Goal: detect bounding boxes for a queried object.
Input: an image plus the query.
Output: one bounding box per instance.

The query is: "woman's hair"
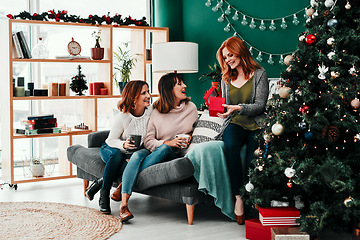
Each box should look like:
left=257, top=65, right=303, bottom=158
left=216, top=36, right=261, bottom=84
left=117, top=80, right=149, bottom=113
left=153, top=73, right=190, bottom=113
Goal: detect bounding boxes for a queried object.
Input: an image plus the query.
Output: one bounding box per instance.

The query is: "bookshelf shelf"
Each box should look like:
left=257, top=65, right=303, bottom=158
left=0, top=19, right=168, bottom=184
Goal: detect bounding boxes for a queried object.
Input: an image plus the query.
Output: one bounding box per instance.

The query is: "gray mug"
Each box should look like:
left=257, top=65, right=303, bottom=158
left=130, top=134, right=142, bottom=149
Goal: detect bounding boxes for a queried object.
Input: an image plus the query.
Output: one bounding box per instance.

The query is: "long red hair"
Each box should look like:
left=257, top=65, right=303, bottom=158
left=216, top=37, right=261, bottom=84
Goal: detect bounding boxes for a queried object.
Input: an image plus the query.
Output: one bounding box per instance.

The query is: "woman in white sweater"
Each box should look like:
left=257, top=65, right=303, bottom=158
left=118, top=73, right=198, bottom=222
left=85, top=80, right=152, bottom=215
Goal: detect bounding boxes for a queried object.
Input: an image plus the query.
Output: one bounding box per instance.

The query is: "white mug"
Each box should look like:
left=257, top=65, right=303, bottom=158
left=175, top=134, right=190, bottom=148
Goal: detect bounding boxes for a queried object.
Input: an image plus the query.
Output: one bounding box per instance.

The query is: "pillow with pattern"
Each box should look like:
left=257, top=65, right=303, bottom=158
left=190, top=110, right=225, bottom=145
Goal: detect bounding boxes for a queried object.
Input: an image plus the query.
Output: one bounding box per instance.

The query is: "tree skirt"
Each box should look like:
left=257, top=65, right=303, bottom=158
left=0, top=202, right=122, bottom=239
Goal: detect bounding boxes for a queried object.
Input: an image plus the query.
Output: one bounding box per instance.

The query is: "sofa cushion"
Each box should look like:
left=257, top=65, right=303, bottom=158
left=189, top=110, right=224, bottom=148
left=67, top=145, right=195, bottom=191
left=135, top=157, right=195, bottom=191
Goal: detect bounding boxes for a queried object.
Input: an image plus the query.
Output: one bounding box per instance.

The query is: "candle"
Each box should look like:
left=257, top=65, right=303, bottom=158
left=93, top=82, right=103, bottom=95
left=100, top=88, right=108, bottom=95
left=58, top=83, right=66, bottom=96
left=89, top=83, right=94, bottom=95
left=51, top=82, right=58, bottom=96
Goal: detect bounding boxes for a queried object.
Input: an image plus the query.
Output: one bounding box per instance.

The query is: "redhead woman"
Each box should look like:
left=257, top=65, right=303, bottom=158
left=118, top=73, right=199, bottom=222
left=216, top=37, right=269, bottom=224
left=85, top=80, right=152, bottom=215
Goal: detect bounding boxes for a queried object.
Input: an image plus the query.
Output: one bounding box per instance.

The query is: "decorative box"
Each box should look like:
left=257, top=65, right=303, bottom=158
left=271, top=227, right=310, bottom=240
left=209, top=97, right=225, bottom=117
left=203, top=86, right=219, bottom=106
left=245, top=218, right=271, bottom=240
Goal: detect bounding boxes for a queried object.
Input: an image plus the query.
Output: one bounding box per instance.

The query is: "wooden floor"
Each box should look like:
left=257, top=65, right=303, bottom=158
left=0, top=178, right=246, bottom=240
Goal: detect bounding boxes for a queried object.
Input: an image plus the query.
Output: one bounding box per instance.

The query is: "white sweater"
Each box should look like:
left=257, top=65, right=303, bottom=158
left=105, top=107, right=153, bottom=153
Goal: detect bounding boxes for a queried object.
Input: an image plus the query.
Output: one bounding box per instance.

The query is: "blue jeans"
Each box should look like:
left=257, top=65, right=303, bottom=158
left=121, top=144, right=177, bottom=194
left=99, top=143, right=129, bottom=191
left=223, top=123, right=261, bottom=195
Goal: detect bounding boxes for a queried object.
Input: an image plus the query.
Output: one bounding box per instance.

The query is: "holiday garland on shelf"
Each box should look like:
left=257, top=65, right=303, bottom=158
left=205, top=0, right=310, bottom=65
left=6, top=10, right=148, bottom=26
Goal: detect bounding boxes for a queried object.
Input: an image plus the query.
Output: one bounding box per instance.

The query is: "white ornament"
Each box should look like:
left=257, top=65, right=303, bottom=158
left=327, top=37, right=335, bottom=45
left=318, top=65, right=329, bottom=79
left=263, top=134, right=271, bottom=142
left=272, top=123, right=284, bottom=136
left=355, top=133, right=360, bottom=141
left=284, top=55, right=294, bottom=66
left=310, top=0, right=319, bottom=7
left=325, top=0, right=335, bottom=7
left=245, top=182, right=254, bottom=192
left=299, top=35, right=306, bottom=42
left=351, top=98, right=360, bottom=109
left=331, top=71, right=340, bottom=78
left=313, top=10, right=319, bottom=17
left=349, top=66, right=356, bottom=75
left=327, top=51, right=335, bottom=59
left=306, top=8, right=315, bottom=17
left=284, top=167, right=296, bottom=178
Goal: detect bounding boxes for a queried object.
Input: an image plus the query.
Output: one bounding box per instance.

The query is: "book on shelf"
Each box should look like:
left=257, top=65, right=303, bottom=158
left=25, top=122, right=57, bottom=130
left=15, top=31, right=32, bottom=59
left=27, top=114, right=55, bottom=120
left=15, top=127, right=61, bottom=136
left=12, top=33, right=24, bottom=59
left=22, top=117, right=57, bottom=125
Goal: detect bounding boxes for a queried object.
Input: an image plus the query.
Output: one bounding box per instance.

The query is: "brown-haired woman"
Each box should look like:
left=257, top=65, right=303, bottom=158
left=85, top=80, right=152, bottom=216
left=118, top=73, right=198, bottom=222
left=216, top=36, right=269, bottom=224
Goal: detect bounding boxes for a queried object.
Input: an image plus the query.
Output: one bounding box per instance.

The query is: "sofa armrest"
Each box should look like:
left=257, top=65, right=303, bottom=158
left=88, top=130, right=110, bottom=148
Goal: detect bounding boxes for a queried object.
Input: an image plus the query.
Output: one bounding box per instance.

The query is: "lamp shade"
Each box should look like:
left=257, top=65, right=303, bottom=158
left=152, top=42, right=198, bottom=73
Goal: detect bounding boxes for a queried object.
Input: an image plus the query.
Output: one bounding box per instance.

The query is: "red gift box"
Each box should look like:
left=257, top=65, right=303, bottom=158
left=245, top=218, right=271, bottom=240
left=209, top=97, right=225, bottom=117
left=203, top=86, right=219, bottom=106
left=259, top=207, right=300, bottom=226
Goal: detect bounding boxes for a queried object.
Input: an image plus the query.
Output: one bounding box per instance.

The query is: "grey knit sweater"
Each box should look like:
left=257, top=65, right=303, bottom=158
left=216, top=68, right=269, bottom=138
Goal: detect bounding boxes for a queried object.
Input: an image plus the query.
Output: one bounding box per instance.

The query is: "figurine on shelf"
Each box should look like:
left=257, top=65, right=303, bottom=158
left=74, top=123, right=89, bottom=130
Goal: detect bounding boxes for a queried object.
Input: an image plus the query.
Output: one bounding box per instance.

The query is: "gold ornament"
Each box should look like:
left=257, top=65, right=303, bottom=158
left=306, top=8, right=315, bottom=17
left=350, top=98, right=360, bottom=109
left=284, top=55, right=294, bottom=66
left=279, top=87, right=291, bottom=98
left=345, top=2, right=351, bottom=9
left=272, top=123, right=285, bottom=136
left=344, top=196, right=353, bottom=207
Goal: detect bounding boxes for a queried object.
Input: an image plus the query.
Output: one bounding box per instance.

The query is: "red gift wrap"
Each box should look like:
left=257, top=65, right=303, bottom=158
left=209, top=97, right=225, bottom=117
left=245, top=218, right=271, bottom=240
left=203, top=86, right=219, bottom=106
left=259, top=207, right=300, bottom=226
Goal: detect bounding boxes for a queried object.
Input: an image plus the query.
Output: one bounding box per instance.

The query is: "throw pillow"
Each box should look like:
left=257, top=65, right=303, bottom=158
left=190, top=110, right=225, bottom=145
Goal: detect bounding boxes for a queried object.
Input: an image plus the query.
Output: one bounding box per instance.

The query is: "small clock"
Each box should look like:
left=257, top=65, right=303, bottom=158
left=67, top=37, right=81, bottom=56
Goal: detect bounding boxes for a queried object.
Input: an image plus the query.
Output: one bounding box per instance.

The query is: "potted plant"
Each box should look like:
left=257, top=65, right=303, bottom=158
left=91, top=30, right=104, bottom=60
left=199, top=63, right=222, bottom=89
left=30, top=158, right=44, bottom=177
left=113, top=42, right=139, bottom=93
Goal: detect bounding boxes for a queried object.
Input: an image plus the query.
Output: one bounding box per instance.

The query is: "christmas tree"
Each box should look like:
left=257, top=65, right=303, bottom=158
left=70, top=65, right=88, bottom=95
left=244, top=0, right=360, bottom=238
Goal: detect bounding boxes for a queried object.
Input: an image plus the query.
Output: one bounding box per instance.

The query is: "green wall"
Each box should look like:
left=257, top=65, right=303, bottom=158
left=155, top=0, right=309, bottom=107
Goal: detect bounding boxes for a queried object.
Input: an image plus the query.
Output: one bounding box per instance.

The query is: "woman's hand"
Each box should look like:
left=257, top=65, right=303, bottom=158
left=123, top=138, right=135, bottom=150
left=217, top=104, right=241, bottom=118
left=164, top=135, right=190, bottom=149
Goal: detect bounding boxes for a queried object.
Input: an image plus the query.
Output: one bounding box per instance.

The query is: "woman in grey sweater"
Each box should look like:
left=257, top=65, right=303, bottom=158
left=216, top=36, right=269, bottom=225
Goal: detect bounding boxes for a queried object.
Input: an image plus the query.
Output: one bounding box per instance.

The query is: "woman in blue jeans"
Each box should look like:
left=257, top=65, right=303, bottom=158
left=216, top=37, right=269, bottom=225
left=118, top=73, right=198, bottom=222
left=85, top=80, right=152, bottom=215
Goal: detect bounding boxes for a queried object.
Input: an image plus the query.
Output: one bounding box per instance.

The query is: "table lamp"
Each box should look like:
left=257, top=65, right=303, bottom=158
left=152, top=42, right=198, bottom=73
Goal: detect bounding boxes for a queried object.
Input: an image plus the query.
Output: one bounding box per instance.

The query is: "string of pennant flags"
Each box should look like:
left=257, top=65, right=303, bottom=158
left=205, top=0, right=310, bottom=65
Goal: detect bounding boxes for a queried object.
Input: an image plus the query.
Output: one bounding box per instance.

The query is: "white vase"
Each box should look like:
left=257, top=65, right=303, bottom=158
left=30, top=163, right=44, bottom=177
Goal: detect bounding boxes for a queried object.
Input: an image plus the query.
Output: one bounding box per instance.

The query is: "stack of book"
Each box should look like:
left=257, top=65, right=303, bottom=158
left=259, top=207, right=300, bottom=226
left=12, top=31, right=32, bottom=59
left=16, top=114, right=61, bottom=135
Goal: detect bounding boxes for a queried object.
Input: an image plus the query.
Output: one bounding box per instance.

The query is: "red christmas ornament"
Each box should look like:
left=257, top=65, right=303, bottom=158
left=287, top=180, right=293, bottom=188
left=299, top=105, right=310, bottom=114
left=305, top=34, right=316, bottom=45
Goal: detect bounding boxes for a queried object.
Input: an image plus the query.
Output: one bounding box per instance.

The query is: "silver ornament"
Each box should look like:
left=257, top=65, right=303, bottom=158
left=245, top=182, right=254, bottom=192
left=327, top=37, right=335, bottom=45
left=284, top=167, right=296, bottom=178
left=325, top=0, right=335, bottom=7
left=327, top=18, right=338, bottom=27
left=327, top=51, right=335, bottom=60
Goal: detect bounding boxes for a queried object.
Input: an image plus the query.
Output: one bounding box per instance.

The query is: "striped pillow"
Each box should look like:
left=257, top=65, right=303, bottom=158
left=191, top=110, right=225, bottom=144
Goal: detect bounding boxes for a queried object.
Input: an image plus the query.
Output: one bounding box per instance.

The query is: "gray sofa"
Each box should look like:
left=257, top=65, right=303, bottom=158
left=67, top=130, right=211, bottom=224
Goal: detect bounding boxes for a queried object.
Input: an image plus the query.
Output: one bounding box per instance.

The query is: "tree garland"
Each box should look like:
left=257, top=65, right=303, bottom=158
left=6, top=10, right=149, bottom=26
